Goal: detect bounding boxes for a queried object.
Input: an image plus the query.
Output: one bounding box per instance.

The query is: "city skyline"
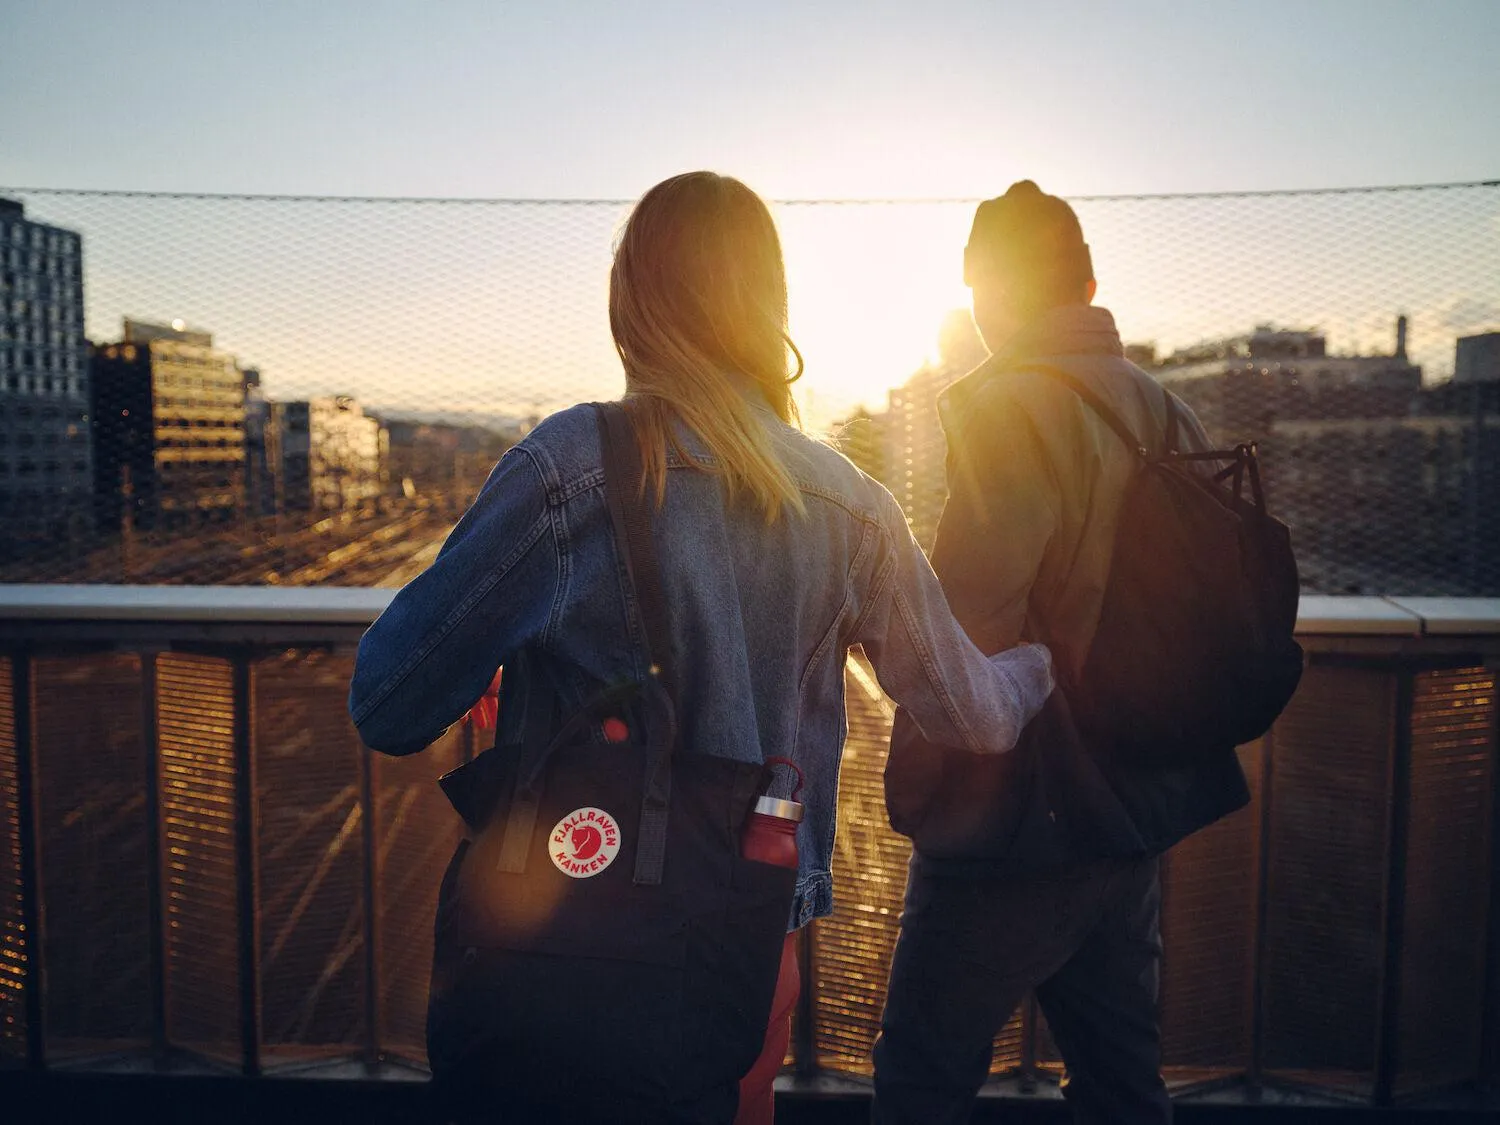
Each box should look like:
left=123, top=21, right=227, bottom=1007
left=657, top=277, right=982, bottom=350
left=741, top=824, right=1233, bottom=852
left=3, top=186, right=1497, bottom=596
left=5, top=183, right=1498, bottom=428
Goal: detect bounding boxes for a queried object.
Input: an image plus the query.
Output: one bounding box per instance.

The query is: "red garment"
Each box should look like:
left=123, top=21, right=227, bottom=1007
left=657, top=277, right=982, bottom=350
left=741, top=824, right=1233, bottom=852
left=735, top=932, right=801, bottom=1125
left=461, top=669, right=503, bottom=730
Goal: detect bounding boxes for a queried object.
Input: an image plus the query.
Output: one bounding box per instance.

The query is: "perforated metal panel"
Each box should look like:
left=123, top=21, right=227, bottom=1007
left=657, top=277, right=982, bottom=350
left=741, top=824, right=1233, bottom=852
left=157, top=652, right=241, bottom=1064
left=31, top=653, right=150, bottom=1059
left=991, top=1010, right=1025, bottom=1078
left=811, top=656, right=1025, bottom=1078
left=0, top=656, right=29, bottom=1065
left=1394, top=667, right=1495, bottom=1098
left=812, top=655, right=908, bottom=1076
left=372, top=722, right=464, bottom=1065
left=1261, top=664, right=1395, bottom=1096
left=253, top=649, right=366, bottom=1065
left=1035, top=1006, right=1064, bottom=1078
left=1159, top=740, right=1264, bottom=1085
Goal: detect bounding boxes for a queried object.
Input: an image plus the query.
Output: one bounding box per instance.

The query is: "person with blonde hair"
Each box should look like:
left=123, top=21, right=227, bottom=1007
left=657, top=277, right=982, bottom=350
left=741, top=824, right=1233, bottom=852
left=350, top=171, right=1053, bottom=1123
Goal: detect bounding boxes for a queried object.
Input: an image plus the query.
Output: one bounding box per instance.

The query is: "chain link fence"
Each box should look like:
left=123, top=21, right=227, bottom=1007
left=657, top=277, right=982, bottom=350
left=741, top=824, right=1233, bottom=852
left=0, top=182, right=1496, bottom=592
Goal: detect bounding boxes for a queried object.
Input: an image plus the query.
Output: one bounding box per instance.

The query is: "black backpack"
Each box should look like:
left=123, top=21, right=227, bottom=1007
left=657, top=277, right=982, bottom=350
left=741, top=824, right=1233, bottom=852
left=1030, top=364, right=1304, bottom=762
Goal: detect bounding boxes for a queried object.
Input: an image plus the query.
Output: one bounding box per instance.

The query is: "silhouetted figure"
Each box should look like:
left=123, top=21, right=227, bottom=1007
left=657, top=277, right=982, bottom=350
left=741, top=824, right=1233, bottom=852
left=873, top=182, right=1251, bottom=1125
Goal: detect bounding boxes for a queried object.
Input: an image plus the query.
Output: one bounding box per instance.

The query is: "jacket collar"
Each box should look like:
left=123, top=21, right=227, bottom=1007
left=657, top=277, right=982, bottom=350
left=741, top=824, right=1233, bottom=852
left=939, top=304, right=1125, bottom=424
left=993, top=304, right=1125, bottom=366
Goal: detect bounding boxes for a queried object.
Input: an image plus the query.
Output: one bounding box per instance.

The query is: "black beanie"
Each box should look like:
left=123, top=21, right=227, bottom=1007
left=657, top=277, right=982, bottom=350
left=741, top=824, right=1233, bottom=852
left=964, top=180, right=1093, bottom=296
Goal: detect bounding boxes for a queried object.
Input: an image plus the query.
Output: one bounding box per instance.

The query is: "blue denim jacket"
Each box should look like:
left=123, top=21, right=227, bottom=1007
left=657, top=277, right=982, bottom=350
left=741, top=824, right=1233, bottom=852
left=349, top=400, right=1054, bottom=927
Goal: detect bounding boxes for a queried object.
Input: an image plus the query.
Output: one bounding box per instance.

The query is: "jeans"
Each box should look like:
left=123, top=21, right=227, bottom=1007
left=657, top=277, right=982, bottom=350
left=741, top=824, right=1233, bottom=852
left=872, top=854, right=1171, bottom=1125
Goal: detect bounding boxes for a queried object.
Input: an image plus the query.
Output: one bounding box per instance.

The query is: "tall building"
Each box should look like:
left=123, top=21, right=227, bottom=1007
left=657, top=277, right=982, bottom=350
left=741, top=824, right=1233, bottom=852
left=885, top=361, right=954, bottom=551
left=242, top=367, right=276, bottom=517
left=270, top=395, right=383, bottom=512
left=842, top=309, right=987, bottom=551
left=91, top=319, right=247, bottom=530
left=1455, top=332, right=1500, bottom=384
left=0, top=198, right=92, bottom=550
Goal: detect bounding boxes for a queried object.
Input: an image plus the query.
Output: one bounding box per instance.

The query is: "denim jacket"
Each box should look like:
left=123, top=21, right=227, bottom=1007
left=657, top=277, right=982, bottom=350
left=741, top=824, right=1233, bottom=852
left=349, top=400, right=1054, bottom=927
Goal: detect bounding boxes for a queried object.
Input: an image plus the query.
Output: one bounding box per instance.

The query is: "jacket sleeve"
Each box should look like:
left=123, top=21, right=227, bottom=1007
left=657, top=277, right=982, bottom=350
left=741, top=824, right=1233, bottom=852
left=930, top=384, right=1062, bottom=655
left=851, top=491, right=1054, bottom=754
left=348, top=446, right=557, bottom=756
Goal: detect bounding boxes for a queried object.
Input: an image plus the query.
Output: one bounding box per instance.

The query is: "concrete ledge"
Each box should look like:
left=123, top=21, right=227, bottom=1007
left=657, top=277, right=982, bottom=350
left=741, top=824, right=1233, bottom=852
left=1384, top=597, right=1500, bottom=634
left=0, top=587, right=1496, bottom=641
left=1295, top=595, right=1423, bottom=636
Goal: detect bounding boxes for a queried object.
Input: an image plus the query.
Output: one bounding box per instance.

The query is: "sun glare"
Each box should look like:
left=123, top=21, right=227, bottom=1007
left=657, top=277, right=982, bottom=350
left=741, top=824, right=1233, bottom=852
left=777, top=203, right=976, bottom=426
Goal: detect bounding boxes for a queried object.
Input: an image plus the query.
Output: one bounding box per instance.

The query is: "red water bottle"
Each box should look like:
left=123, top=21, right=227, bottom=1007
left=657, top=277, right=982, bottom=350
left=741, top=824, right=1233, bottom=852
left=741, top=757, right=804, bottom=870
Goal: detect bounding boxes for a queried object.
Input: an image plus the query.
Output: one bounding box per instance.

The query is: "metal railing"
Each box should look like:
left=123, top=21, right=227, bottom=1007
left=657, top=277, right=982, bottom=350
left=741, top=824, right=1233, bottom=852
left=0, top=589, right=1497, bottom=1109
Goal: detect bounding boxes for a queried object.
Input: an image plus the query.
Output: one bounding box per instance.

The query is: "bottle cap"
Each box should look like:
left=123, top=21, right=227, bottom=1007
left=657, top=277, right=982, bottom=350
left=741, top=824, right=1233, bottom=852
left=753, top=795, right=804, bottom=823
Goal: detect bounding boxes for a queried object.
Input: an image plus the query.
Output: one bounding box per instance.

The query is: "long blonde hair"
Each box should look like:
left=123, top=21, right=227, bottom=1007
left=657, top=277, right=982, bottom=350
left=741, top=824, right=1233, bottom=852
left=610, top=172, right=806, bottom=521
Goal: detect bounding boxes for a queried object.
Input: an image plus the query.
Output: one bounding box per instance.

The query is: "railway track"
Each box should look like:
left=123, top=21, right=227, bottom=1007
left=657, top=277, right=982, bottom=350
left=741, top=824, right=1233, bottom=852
left=0, top=501, right=456, bottom=587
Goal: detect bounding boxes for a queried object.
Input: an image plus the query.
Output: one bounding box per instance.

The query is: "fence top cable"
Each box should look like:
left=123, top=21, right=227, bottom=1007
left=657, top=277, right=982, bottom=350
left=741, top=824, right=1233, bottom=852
left=1, top=179, right=1496, bottom=206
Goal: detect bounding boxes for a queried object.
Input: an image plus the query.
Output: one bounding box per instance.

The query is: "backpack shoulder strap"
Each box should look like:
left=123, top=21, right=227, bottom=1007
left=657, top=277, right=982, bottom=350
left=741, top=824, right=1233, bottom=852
left=499, top=403, right=680, bottom=885
left=596, top=402, right=677, bottom=886
left=596, top=402, right=678, bottom=709
left=1019, top=364, right=1150, bottom=461
left=1163, top=391, right=1182, bottom=455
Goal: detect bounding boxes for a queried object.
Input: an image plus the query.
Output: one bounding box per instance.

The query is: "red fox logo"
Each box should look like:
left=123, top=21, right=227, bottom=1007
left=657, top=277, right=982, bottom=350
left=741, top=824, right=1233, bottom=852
left=570, top=824, right=603, bottom=861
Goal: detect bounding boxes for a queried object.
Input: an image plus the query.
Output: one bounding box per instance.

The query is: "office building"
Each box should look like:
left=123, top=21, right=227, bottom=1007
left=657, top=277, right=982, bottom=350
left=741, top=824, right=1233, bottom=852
left=91, top=319, right=247, bottom=530
left=1152, top=318, right=1497, bottom=594
left=270, top=395, right=383, bottom=512
left=0, top=198, right=92, bottom=549
left=1455, top=332, right=1500, bottom=384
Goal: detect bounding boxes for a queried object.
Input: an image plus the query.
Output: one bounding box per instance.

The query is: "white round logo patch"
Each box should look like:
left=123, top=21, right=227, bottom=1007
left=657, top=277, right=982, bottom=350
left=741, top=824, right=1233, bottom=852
left=549, top=807, right=622, bottom=879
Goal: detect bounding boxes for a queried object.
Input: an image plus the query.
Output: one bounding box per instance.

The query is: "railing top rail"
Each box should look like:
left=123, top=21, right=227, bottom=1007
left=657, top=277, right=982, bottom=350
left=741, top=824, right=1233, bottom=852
left=0, top=584, right=394, bottom=623
left=0, top=587, right=1497, bottom=637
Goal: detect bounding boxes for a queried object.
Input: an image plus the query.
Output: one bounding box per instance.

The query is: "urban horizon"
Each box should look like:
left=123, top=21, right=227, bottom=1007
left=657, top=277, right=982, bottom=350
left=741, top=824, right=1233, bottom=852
left=1, top=183, right=1497, bottom=594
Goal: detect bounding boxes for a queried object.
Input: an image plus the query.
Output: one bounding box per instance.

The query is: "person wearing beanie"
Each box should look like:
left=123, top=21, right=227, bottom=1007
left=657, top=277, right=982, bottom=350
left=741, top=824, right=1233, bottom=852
left=872, top=182, right=1250, bottom=1124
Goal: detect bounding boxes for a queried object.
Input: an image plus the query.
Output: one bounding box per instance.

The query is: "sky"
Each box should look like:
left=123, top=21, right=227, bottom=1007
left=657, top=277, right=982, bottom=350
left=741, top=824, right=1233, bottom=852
left=2, top=1, right=1498, bottom=422
left=4, top=0, right=1497, bottom=199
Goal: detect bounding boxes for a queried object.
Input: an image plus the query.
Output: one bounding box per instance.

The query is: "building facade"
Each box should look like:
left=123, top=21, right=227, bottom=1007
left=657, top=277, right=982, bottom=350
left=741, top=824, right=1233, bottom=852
left=271, top=396, right=383, bottom=512
left=1455, top=332, right=1500, bottom=384
left=380, top=418, right=516, bottom=511
left=0, top=199, right=92, bottom=551
left=91, top=319, right=247, bottom=530
left=836, top=309, right=987, bottom=551
left=1153, top=321, right=1424, bottom=442
left=1153, top=320, right=1497, bottom=595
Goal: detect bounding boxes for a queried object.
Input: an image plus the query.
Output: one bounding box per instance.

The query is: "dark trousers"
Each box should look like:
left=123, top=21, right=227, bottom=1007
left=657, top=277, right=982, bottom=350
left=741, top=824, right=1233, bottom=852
left=871, top=854, right=1171, bottom=1125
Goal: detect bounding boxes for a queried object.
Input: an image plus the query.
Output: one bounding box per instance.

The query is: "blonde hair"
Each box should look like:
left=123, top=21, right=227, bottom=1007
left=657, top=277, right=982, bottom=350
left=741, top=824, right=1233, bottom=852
left=610, top=172, right=806, bottom=521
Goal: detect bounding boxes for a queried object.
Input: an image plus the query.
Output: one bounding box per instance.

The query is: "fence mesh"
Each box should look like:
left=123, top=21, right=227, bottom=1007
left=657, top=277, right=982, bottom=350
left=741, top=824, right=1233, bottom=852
left=0, top=182, right=1497, bottom=592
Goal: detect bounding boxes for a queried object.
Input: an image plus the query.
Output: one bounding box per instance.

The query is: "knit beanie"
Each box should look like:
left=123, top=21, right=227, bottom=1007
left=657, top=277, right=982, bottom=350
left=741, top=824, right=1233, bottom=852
left=964, top=180, right=1093, bottom=299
